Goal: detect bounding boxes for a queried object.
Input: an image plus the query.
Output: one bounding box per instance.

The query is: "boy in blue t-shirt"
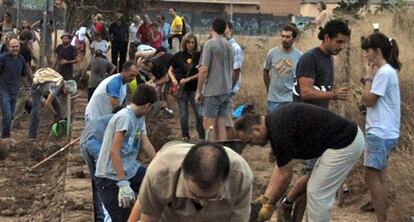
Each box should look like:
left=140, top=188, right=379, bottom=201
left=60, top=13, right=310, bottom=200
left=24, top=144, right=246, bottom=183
left=95, top=84, right=158, bottom=221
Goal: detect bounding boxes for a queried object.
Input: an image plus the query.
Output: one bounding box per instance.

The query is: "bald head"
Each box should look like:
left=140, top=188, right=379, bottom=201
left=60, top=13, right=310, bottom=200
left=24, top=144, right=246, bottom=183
left=8, top=39, right=20, bottom=57
left=182, top=141, right=230, bottom=190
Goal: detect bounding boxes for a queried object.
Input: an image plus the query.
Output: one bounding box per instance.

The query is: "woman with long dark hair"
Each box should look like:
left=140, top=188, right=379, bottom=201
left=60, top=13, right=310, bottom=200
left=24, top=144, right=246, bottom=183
left=361, top=32, right=401, bottom=222
left=168, top=33, right=205, bottom=141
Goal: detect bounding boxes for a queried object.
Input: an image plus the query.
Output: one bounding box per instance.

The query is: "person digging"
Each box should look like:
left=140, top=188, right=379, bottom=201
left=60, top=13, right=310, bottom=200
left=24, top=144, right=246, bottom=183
left=235, top=103, right=364, bottom=222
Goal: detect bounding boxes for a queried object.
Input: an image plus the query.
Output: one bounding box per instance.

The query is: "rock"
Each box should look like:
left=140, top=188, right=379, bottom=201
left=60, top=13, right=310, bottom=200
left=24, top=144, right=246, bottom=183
left=73, top=170, right=85, bottom=178
left=15, top=208, right=26, bottom=216
left=0, top=209, right=14, bottom=216
left=0, top=139, right=13, bottom=160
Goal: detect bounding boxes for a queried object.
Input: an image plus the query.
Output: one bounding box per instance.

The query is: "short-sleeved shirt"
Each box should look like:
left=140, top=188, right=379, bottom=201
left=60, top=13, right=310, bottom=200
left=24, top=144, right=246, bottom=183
left=90, top=40, right=110, bottom=56
left=170, top=51, right=200, bottom=91
left=137, top=23, right=152, bottom=45
left=109, top=22, right=129, bottom=45
left=229, top=38, right=244, bottom=94
left=150, top=31, right=163, bottom=49
left=293, top=47, right=334, bottom=108
left=151, top=52, right=173, bottom=79
left=266, top=103, right=358, bottom=167
left=88, top=57, right=115, bottom=88
left=85, top=74, right=127, bottom=123
left=37, top=82, right=62, bottom=98
left=366, top=64, right=400, bottom=139
left=95, top=106, right=147, bottom=180
left=55, top=44, right=77, bottom=80
left=129, top=23, right=140, bottom=44
left=0, top=53, right=27, bottom=96
left=139, top=142, right=253, bottom=222
left=264, top=47, right=302, bottom=102
left=171, top=16, right=183, bottom=35
left=161, top=22, right=171, bottom=48
left=199, top=36, right=234, bottom=97
left=80, top=114, right=113, bottom=147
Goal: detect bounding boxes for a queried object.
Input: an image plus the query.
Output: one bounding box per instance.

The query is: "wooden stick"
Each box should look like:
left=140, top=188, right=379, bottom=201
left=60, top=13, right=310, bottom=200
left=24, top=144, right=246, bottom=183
left=30, top=137, right=80, bottom=170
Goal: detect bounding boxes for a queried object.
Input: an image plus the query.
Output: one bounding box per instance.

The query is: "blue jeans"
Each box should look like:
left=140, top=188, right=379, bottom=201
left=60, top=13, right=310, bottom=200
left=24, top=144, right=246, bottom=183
left=178, top=90, right=205, bottom=139
left=364, top=133, right=398, bottom=170
left=96, top=166, right=146, bottom=222
left=267, top=101, right=289, bottom=113
left=81, top=138, right=105, bottom=222
left=0, top=90, right=17, bottom=138
left=28, top=86, right=62, bottom=139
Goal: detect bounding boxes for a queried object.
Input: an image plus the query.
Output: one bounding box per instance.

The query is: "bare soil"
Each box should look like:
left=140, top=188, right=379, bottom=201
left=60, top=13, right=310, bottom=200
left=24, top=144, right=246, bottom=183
left=0, top=93, right=377, bottom=222
left=0, top=105, right=69, bottom=221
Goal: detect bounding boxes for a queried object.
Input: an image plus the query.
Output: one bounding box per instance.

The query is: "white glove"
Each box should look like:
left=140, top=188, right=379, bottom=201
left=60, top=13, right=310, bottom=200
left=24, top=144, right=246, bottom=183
left=116, top=180, right=136, bottom=208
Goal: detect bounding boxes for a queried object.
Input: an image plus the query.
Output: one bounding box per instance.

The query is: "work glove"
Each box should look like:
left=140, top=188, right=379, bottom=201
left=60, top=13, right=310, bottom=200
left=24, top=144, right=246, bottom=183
left=257, top=203, right=276, bottom=222
left=254, top=194, right=269, bottom=206
left=116, top=180, right=136, bottom=208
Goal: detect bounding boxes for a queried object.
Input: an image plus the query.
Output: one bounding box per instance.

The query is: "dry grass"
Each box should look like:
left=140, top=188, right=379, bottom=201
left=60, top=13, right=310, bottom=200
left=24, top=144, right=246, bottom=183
left=235, top=9, right=414, bottom=221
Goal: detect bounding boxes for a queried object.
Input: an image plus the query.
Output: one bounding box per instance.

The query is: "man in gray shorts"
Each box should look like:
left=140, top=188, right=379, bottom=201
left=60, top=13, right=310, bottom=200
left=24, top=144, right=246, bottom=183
left=196, top=18, right=234, bottom=141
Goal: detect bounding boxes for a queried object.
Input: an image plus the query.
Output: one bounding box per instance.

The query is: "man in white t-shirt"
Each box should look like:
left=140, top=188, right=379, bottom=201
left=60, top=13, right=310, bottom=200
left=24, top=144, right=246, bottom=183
left=129, top=15, right=142, bottom=60
left=85, top=61, right=138, bottom=125
left=90, top=33, right=110, bottom=58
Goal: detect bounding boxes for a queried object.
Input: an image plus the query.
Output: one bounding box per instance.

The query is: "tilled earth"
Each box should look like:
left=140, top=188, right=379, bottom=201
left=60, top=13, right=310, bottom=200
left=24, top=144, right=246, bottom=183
left=0, top=109, right=69, bottom=222
left=0, top=91, right=377, bottom=222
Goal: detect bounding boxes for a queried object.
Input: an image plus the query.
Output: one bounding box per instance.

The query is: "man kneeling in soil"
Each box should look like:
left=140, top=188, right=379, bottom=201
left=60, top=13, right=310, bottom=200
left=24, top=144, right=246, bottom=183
left=129, top=141, right=253, bottom=222
left=95, top=84, right=157, bottom=222
left=235, top=103, right=364, bottom=222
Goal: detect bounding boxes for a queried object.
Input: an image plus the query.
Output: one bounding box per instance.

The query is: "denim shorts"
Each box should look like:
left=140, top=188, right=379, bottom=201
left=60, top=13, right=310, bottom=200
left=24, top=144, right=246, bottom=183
left=202, top=94, right=231, bottom=118
left=299, top=158, right=318, bottom=176
left=363, top=133, right=398, bottom=170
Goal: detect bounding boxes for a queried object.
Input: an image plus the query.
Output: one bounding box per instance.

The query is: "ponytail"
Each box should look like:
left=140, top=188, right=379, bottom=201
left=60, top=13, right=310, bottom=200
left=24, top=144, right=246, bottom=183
left=317, top=27, right=325, bottom=40
left=361, top=33, right=402, bottom=71
left=317, top=19, right=351, bottom=41
left=388, top=38, right=402, bottom=71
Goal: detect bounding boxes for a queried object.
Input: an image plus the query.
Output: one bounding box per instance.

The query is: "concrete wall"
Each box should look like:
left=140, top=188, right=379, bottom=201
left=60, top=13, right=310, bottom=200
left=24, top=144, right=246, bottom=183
left=144, top=9, right=292, bottom=35
left=260, top=0, right=301, bottom=15
left=145, top=0, right=301, bottom=16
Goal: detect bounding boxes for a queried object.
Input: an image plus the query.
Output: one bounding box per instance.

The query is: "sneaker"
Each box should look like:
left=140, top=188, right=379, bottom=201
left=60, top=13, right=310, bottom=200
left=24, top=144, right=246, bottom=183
left=163, top=108, right=174, bottom=119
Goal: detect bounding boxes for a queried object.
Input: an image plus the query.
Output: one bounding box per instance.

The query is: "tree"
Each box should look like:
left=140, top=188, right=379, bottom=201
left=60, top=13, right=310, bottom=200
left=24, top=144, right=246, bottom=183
left=58, top=0, right=160, bottom=32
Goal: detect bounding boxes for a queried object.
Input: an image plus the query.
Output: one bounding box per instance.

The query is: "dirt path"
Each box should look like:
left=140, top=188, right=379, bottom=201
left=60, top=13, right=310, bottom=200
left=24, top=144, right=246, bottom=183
left=0, top=92, right=377, bottom=221
left=0, top=98, right=71, bottom=221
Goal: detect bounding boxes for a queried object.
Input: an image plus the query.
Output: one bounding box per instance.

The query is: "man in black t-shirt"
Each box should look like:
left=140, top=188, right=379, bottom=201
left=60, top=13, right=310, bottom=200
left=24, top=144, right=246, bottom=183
left=109, top=13, right=129, bottom=72
left=235, top=103, right=364, bottom=221
left=54, top=33, right=78, bottom=80
left=278, top=19, right=352, bottom=221
left=293, top=19, right=351, bottom=108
